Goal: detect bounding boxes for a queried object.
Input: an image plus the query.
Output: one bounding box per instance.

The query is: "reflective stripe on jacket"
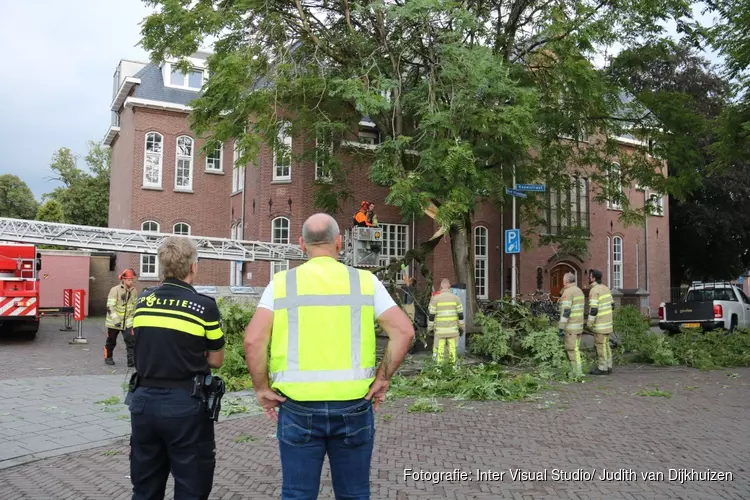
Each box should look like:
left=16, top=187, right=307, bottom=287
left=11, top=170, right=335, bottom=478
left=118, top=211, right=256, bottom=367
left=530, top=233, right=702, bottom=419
left=269, top=256, right=377, bottom=401
left=588, top=283, right=614, bottom=334
left=558, top=284, right=585, bottom=334
left=106, top=284, right=137, bottom=330
left=427, top=290, right=464, bottom=339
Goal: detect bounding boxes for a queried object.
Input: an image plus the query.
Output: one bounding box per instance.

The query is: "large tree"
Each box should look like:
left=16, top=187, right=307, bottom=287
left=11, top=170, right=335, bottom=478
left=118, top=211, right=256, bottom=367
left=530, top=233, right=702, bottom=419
left=140, top=0, right=695, bottom=320
left=0, top=174, right=38, bottom=220
left=43, top=141, right=110, bottom=227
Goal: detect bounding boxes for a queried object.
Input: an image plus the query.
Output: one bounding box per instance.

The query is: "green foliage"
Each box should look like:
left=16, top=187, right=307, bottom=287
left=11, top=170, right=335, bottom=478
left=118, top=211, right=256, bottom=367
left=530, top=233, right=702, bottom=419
left=43, top=142, right=110, bottom=227
left=614, top=305, right=750, bottom=369
left=390, top=361, right=542, bottom=402
left=470, top=301, right=568, bottom=373
left=407, top=398, right=443, bottom=413
left=214, top=299, right=255, bottom=391
left=139, top=0, right=696, bottom=324
left=635, top=387, right=672, bottom=398
left=0, top=174, right=38, bottom=219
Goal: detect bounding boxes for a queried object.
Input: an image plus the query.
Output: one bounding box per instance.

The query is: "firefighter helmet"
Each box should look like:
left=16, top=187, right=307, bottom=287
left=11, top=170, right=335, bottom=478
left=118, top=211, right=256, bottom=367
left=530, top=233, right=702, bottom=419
left=119, top=268, right=137, bottom=280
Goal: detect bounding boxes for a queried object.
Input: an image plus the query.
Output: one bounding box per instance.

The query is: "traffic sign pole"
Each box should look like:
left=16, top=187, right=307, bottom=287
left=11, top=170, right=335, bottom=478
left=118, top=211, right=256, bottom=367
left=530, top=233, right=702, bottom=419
left=512, top=165, right=517, bottom=305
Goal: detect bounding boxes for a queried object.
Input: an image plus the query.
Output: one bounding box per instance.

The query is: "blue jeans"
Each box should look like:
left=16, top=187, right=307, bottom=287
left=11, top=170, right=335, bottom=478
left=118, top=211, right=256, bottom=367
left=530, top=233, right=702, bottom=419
left=128, top=387, right=215, bottom=500
left=277, top=397, right=375, bottom=499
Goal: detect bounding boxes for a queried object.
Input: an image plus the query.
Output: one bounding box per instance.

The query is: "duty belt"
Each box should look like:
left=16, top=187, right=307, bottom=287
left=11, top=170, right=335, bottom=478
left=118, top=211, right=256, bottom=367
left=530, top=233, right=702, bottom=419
left=138, top=377, right=195, bottom=391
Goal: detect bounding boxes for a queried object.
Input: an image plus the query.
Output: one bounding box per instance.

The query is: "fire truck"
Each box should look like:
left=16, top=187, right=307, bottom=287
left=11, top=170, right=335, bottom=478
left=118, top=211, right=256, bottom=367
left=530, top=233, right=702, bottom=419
left=0, top=217, right=388, bottom=340
left=0, top=242, right=43, bottom=339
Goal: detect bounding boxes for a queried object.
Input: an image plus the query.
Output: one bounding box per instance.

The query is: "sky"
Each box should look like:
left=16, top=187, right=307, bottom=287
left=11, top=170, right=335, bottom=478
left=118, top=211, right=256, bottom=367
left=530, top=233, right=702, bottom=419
left=0, top=1, right=723, bottom=202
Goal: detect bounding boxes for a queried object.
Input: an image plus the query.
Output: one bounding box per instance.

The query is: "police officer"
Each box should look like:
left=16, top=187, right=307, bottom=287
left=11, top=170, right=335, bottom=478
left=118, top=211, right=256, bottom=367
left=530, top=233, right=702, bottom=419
left=558, top=272, right=585, bottom=377
left=586, top=269, right=614, bottom=375
left=244, top=213, right=414, bottom=499
left=128, top=236, right=225, bottom=500
left=105, top=268, right=138, bottom=366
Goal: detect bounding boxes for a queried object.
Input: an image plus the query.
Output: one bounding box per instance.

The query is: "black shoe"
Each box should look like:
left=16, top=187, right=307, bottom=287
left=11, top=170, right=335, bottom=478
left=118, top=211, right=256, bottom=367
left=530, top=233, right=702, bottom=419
left=589, top=367, right=609, bottom=375
left=105, top=358, right=115, bottom=366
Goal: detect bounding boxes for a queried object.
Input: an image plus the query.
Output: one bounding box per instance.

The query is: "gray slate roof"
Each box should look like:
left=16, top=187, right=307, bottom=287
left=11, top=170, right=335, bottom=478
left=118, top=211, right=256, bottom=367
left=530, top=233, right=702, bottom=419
left=133, top=64, right=201, bottom=107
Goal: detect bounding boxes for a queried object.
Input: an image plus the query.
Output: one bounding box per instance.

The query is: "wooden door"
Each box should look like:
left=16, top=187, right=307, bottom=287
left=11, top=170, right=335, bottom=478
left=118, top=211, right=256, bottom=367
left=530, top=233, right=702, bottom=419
left=550, top=266, right=568, bottom=301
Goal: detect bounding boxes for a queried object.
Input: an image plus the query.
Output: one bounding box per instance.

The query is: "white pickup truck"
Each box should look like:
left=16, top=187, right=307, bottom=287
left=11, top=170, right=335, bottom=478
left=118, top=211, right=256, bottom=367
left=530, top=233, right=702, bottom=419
left=658, top=282, right=750, bottom=333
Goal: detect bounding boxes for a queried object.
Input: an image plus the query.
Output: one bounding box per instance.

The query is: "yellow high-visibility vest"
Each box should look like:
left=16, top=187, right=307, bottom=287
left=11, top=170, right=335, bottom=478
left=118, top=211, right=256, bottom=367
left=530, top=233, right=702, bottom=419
left=106, top=284, right=137, bottom=330
left=270, top=256, right=377, bottom=401
left=588, top=283, right=614, bottom=334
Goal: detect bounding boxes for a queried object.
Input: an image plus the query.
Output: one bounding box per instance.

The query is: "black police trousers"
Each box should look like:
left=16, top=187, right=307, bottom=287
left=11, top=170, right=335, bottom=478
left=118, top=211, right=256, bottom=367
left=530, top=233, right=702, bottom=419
left=128, top=387, right=216, bottom=500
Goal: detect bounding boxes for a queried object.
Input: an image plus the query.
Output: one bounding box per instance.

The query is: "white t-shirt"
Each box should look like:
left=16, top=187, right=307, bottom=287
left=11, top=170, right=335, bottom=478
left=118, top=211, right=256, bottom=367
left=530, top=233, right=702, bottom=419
left=257, top=273, right=397, bottom=319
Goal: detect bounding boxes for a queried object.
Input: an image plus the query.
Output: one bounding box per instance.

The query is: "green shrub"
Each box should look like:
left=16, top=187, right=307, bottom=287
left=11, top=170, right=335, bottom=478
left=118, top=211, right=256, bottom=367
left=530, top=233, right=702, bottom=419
left=213, top=299, right=256, bottom=391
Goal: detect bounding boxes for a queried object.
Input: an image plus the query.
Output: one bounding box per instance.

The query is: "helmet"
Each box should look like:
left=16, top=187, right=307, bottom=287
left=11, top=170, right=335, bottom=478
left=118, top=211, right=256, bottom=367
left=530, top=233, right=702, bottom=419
left=360, top=200, right=369, bottom=210
left=119, top=268, right=137, bottom=280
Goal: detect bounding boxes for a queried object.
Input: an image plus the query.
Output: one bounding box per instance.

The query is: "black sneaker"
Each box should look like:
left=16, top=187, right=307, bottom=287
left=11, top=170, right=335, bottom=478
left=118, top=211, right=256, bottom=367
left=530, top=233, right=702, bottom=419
left=105, top=358, right=115, bottom=366
left=589, top=367, right=609, bottom=375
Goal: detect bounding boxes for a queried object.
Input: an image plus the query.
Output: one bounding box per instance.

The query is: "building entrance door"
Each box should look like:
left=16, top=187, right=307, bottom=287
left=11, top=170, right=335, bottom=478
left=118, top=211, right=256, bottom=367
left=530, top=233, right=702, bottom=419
left=550, top=264, right=576, bottom=301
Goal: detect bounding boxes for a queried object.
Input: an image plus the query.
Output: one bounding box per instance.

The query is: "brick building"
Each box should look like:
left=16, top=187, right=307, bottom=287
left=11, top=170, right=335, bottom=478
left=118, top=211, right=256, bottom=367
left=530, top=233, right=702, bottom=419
left=104, top=53, right=670, bottom=315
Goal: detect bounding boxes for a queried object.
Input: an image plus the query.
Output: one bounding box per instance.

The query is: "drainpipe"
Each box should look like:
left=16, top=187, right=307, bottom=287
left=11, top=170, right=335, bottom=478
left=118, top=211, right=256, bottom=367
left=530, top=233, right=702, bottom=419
left=644, top=188, right=650, bottom=315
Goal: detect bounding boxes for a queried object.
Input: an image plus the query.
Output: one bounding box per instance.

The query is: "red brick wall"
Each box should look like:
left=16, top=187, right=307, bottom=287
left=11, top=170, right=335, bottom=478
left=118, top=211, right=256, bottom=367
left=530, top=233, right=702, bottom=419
left=109, top=105, right=671, bottom=313
left=109, top=106, right=231, bottom=288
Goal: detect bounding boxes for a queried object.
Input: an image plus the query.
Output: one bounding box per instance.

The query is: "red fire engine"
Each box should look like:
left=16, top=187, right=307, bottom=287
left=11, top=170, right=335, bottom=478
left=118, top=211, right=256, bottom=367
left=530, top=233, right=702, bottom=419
left=0, top=242, right=42, bottom=339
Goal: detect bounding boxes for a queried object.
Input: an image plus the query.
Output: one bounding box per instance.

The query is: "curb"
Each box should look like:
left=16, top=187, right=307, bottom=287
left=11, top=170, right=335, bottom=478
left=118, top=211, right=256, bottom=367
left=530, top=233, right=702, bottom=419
left=0, top=436, right=131, bottom=471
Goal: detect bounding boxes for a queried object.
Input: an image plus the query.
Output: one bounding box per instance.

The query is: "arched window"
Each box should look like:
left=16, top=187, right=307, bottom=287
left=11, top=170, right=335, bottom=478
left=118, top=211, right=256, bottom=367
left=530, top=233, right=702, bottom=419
left=232, top=140, right=245, bottom=192
left=474, top=226, right=488, bottom=299
left=173, top=222, right=191, bottom=236
left=175, top=135, right=194, bottom=191
left=612, top=236, right=623, bottom=289
left=140, top=220, right=160, bottom=278
left=143, top=132, right=163, bottom=188
left=230, top=223, right=244, bottom=286
left=271, top=217, right=290, bottom=276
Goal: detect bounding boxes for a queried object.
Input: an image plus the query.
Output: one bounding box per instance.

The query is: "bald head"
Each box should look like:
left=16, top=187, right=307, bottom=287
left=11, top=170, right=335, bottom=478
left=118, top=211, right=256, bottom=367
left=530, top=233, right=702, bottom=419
left=440, top=278, right=451, bottom=289
left=302, top=213, right=339, bottom=245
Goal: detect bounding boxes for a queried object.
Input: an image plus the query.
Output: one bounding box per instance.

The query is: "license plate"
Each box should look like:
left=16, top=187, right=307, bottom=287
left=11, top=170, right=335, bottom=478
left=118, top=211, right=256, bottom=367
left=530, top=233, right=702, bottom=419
left=682, top=323, right=701, bottom=328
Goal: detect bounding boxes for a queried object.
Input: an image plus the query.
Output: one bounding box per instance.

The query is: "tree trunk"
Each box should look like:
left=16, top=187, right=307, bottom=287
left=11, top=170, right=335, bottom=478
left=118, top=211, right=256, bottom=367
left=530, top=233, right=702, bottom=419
left=449, top=215, right=480, bottom=333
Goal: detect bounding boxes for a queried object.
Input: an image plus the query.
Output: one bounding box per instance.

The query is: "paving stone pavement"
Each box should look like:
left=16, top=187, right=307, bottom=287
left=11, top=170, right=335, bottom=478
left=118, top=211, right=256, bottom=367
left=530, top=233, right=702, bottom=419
left=1, top=365, right=748, bottom=499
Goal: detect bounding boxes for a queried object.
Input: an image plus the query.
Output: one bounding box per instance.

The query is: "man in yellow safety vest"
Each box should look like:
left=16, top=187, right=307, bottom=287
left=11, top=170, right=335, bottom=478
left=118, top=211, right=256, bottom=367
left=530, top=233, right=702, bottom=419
left=558, top=272, right=585, bottom=377
left=105, top=268, right=138, bottom=367
left=586, top=269, right=614, bottom=375
left=427, top=278, right=464, bottom=364
left=243, top=213, right=415, bottom=499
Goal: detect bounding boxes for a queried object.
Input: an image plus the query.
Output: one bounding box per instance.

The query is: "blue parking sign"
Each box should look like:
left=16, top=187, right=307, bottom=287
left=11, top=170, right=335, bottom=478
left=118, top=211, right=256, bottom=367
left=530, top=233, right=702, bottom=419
left=505, top=229, right=520, bottom=254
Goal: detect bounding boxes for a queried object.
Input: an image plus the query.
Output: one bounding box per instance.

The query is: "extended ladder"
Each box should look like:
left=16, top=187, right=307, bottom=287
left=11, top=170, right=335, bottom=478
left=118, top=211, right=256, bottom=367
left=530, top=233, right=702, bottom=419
left=0, top=218, right=304, bottom=262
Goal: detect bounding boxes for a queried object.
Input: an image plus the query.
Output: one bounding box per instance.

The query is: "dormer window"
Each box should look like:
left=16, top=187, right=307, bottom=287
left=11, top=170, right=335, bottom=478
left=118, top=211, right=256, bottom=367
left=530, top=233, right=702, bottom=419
left=167, top=63, right=204, bottom=90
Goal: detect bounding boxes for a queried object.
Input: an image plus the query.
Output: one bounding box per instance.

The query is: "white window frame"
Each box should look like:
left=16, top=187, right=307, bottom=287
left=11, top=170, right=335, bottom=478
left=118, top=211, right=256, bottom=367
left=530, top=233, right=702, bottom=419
left=607, top=235, right=611, bottom=289
left=607, top=162, right=623, bottom=210
left=230, top=223, right=243, bottom=286
left=173, top=222, right=191, bottom=235
left=166, top=63, right=205, bottom=90
left=378, top=223, right=409, bottom=282
left=232, top=141, right=244, bottom=193
left=273, top=121, right=292, bottom=181
left=143, top=132, right=163, bottom=188
left=315, top=134, right=333, bottom=182
left=474, top=226, right=488, bottom=299
left=206, top=142, right=223, bottom=172
left=612, top=236, right=623, bottom=290
left=175, top=135, right=194, bottom=191
left=648, top=192, right=664, bottom=216
left=270, top=217, right=290, bottom=277
left=140, top=220, right=160, bottom=278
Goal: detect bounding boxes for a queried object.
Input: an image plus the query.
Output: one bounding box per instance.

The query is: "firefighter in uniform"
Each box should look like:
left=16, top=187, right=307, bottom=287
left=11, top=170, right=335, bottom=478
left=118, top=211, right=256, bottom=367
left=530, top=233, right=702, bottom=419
left=558, top=272, right=585, bottom=377
left=127, top=236, right=225, bottom=500
left=243, top=213, right=414, bottom=499
left=586, top=269, right=614, bottom=375
left=105, top=268, right=138, bottom=367
left=428, top=278, right=464, bottom=365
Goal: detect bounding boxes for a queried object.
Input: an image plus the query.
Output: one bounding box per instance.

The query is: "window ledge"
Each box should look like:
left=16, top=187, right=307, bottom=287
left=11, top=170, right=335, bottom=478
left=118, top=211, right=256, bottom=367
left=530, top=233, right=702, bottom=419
left=142, top=186, right=163, bottom=191
left=175, top=189, right=194, bottom=194
left=271, top=179, right=292, bottom=184
left=205, top=170, right=225, bottom=175
left=139, top=277, right=160, bottom=282
left=231, top=189, right=243, bottom=197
